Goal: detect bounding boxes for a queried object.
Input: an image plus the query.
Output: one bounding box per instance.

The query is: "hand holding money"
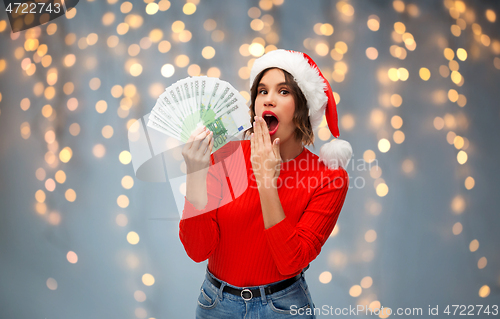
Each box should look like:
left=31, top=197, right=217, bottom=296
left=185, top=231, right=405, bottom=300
left=182, top=125, right=213, bottom=210
left=147, top=76, right=251, bottom=154
left=147, top=76, right=251, bottom=209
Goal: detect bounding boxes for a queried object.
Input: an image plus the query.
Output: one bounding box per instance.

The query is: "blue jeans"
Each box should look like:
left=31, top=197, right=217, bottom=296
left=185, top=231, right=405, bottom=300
left=196, top=268, right=316, bottom=318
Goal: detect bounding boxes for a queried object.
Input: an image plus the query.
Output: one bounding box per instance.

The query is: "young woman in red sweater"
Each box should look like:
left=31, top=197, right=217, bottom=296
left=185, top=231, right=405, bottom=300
left=180, top=50, right=352, bottom=318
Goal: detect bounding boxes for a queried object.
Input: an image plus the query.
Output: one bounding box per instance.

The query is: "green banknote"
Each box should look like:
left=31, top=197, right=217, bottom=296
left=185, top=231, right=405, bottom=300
left=147, top=76, right=251, bottom=153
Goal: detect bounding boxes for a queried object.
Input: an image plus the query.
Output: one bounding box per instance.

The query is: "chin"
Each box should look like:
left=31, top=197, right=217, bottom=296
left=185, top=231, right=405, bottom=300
left=270, top=130, right=292, bottom=144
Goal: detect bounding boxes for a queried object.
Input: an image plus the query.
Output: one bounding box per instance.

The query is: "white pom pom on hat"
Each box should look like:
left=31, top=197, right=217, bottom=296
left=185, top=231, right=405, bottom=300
left=249, top=49, right=352, bottom=170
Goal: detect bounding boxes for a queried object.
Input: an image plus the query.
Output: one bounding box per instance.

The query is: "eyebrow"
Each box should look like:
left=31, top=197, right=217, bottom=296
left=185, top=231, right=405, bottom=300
left=258, top=82, right=289, bottom=87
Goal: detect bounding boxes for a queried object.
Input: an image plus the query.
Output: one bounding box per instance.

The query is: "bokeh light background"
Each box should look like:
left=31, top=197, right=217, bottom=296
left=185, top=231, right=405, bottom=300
left=1, top=0, right=500, bottom=318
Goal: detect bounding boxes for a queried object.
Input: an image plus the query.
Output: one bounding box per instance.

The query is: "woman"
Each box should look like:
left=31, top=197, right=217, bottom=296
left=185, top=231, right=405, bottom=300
left=179, top=49, right=352, bottom=318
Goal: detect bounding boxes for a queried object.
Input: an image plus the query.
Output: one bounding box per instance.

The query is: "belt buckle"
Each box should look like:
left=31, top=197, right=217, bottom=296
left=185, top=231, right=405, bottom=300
left=241, top=288, right=253, bottom=301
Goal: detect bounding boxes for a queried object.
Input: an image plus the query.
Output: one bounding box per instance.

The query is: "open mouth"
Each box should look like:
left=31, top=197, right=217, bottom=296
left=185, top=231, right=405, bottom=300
left=262, top=111, right=280, bottom=135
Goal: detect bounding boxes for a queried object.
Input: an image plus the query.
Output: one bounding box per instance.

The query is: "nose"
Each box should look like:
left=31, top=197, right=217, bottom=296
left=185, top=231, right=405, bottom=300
left=263, top=93, right=276, bottom=107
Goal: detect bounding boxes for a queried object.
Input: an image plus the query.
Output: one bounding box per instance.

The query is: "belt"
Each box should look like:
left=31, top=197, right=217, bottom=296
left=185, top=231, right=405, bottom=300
left=206, top=271, right=302, bottom=301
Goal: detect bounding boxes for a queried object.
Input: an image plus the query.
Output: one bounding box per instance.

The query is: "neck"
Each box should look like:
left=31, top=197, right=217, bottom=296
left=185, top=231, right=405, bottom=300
left=277, top=137, right=304, bottom=162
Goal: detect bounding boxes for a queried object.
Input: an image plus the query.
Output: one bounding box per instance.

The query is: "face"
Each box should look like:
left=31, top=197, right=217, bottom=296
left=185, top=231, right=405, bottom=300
left=254, top=68, right=297, bottom=144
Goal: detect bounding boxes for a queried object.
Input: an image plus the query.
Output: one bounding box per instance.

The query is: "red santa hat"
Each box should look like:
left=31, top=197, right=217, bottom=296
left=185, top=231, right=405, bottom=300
left=249, top=49, right=352, bottom=170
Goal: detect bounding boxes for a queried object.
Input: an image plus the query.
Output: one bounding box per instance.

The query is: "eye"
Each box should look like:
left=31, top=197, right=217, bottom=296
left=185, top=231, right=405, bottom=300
left=279, top=89, right=289, bottom=95
left=259, top=89, right=267, bottom=95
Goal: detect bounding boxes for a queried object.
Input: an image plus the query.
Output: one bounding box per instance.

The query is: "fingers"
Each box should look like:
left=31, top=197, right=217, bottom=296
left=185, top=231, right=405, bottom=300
left=202, top=132, right=214, bottom=160
left=191, top=128, right=210, bottom=151
left=182, top=126, right=213, bottom=175
left=260, top=117, right=271, bottom=146
left=184, top=126, right=206, bottom=154
left=253, top=116, right=264, bottom=147
left=257, top=117, right=265, bottom=146
left=186, top=125, right=206, bottom=146
left=253, top=116, right=261, bottom=145
left=250, top=132, right=255, bottom=158
left=253, top=116, right=272, bottom=148
left=197, top=130, right=213, bottom=157
left=252, top=118, right=259, bottom=153
left=272, top=138, right=280, bottom=160
left=183, top=126, right=205, bottom=154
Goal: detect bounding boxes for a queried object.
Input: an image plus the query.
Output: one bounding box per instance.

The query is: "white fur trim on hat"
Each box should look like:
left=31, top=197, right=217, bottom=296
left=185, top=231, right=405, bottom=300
left=249, top=50, right=328, bottom=130
left=319, top=139, right=353, bottom=170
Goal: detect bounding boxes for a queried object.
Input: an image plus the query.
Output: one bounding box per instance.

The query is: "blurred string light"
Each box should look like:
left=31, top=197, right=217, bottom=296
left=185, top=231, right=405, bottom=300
left=313, top=0, right=499, bottom=307
left=2, top=1, right=150, bottom=308
left=441, top=0, right=497, bottom=299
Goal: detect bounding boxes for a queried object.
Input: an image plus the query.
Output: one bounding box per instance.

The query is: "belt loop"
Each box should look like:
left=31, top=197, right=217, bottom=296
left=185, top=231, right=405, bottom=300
left=218, top=281, right=226, bottom=301
left=259, top=286, right=267, bottom=305
left=299, top=277, right=314, bottom=309
left=302, top=264, right=309, bottom=277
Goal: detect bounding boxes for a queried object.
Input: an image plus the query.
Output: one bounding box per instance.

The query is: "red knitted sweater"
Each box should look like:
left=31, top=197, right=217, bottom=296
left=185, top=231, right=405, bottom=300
left=179, top=140, right=349, bottom=287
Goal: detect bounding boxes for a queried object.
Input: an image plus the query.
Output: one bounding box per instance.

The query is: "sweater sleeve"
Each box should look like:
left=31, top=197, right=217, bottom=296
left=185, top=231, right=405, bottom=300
left=263, top=168, right=349, bottom=276
left=178, top=160, right=224, bottom=263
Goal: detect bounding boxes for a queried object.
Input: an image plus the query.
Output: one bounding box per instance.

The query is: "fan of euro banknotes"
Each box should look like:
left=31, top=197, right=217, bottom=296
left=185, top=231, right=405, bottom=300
left=147, top=76, right=252, bottom=153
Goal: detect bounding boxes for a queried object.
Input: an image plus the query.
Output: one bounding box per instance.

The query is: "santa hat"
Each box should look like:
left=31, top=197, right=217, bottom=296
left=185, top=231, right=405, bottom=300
left=249, top=49, right=352, bottom=170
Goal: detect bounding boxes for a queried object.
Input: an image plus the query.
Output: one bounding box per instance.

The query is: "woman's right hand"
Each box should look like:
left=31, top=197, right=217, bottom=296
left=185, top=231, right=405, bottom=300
left=182, top=125, right=213, bottom=175
left=182, top=125, right=213, bottom=210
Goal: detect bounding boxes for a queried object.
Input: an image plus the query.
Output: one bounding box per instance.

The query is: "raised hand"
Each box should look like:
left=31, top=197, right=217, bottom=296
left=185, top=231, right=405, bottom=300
left=250, top=116, right=281, bottom=189
left=182, top=125, right=213, bottom=210
left=182, top=125, right=213, bottom=175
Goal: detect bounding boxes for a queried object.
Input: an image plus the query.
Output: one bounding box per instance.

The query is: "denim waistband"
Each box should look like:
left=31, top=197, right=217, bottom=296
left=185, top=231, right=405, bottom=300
left=206, top=267, right=304, bottom=289
left=205, top=267, right=308, bottom=304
